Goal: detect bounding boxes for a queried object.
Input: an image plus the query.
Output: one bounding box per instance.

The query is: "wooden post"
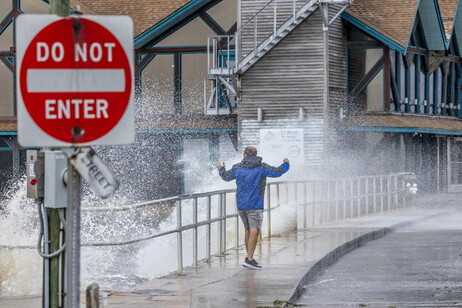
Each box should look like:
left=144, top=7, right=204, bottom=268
left=86, top=283, right=100, bottom=308
left=48, top=2, right=70, bottom=308
left=50, top=0, right=69, bottom=17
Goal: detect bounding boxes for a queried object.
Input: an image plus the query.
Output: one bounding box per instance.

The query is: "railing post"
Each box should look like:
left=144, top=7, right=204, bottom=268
left=303, top=183, right=307, bottom=228
left=176, top=200, right=183, bottom=274
left=365, top=177, right=369, bottom=216
left=277, top=183, right=280, bottom=208
left=373, top=176, right=377, bottom=213
left=342, top=179, right=346, bottom=219
left=207, top=37, right=210, bottom=72
left=335, top=181, right=339, bottom=221
left=350, top=178, right=354, bottom=218
left=387, top=176, right=391, bottom=211
left=394, top=175, right=399, bottom=207
left=212, top=38, right=217, bottom=69
left=402, top=176, right=407, bottom=207
left=357, top=178, right=361, bottom=216
left=327, top=181, right=331, bottom=222
left=294, top=183, right=298, bottom=225
left=312, top=182, right=316, bottom=226
left=254, top=17, right=258, bottom=56
left=193, top=198, right=198, bottom=268
left=293, top=0, right=296, bottom=22
left=267, top=184, right=272, bottom=238
left=320, top=182, right=324, bottom=224
left=220, top=193, right=226, bottom=254
left=273, top=0, right=277, bottom=36
left=227, top=36, right=231, bottom=70
left=380, top=176, right=384, bottom=213
left=206, top=196, right=211, bottom=261
left=235, top=206, right=240, bottom=249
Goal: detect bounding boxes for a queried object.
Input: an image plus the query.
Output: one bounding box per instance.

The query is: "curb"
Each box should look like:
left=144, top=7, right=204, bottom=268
left=284, top=218, right=421, bottom=306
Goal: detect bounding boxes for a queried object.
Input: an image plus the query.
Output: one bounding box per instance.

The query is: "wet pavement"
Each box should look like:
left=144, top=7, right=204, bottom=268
left=295, top=210, right=462, bottom=307
left=1, top=194, right=461, bottom=308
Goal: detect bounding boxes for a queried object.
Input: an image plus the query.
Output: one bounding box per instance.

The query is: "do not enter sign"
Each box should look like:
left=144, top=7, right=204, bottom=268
left=17, top=15, right=134, bottom=146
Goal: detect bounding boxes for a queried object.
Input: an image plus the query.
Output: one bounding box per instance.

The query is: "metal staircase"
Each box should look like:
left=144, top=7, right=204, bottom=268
left=205, top=0, right=352, bottom=115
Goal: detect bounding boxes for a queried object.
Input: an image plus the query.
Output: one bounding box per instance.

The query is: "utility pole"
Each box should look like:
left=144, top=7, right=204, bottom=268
left=50, top=0, right=69, bottom=17
left=48, top=3, right=70, bottom=308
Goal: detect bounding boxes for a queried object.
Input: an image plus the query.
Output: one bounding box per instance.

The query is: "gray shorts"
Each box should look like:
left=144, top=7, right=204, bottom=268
left=239, top=209, right=263, bottom=230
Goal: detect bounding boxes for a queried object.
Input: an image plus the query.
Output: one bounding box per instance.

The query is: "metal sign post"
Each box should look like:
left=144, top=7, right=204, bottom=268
left=17, top=9, right=134, bottom=308
left=65, top=161, right=81, bottom=308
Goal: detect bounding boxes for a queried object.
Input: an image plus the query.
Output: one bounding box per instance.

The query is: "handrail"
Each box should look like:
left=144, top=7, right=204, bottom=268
left=3, top=173, right=417, bottom=276
left=237, top=0, right=276, bottom=33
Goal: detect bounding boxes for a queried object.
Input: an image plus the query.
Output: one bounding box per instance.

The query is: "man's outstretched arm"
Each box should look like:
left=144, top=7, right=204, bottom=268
left=216, top=162, right=237, bottom=181
left=262, top=158, right=290, bottom=178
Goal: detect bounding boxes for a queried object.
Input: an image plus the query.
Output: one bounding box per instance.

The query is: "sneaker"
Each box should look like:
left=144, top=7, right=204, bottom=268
left=243, top=258, right=262, bottom=270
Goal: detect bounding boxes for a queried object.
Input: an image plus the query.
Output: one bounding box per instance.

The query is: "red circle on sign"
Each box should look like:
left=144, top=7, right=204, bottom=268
left=20, top=18, right=132, bottom=144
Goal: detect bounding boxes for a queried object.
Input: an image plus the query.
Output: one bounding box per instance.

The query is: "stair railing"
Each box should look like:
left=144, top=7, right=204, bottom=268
left=236, top=0, right=307, bottom=63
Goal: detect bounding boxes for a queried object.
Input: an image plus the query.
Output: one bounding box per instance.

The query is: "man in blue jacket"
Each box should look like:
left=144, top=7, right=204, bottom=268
left=216, top=146, right=290, bottom=269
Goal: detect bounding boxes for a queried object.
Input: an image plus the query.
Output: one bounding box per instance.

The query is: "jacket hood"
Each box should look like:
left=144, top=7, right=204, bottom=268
left=241, top=155, right=262, bottom=169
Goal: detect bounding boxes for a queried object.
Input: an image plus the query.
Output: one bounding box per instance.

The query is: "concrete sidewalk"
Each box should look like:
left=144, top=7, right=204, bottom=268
left=106, top=194, right=458, bottom=308
left=1, top=194, right=458, bottom=308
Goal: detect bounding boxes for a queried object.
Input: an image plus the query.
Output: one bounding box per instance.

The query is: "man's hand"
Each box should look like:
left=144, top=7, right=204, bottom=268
left=283, top=158, right=289, bottom=163
left=216, top=162, right=225, bottom=170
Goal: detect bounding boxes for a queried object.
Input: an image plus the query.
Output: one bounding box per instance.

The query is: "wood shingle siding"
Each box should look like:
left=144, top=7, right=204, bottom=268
left=240, top=7, right=325, bottom=120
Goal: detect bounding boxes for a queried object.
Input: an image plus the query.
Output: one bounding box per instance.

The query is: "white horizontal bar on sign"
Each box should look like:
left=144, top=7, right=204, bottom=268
left=27, top=69, right=126, bottom=93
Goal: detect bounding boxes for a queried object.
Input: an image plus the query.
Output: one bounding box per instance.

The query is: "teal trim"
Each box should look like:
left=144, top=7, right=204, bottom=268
left=347, top=46, right=383, bottom=50
left=432, top=0, right=450, bottom=49
left=0, top=147, right=12, bottom=150
left=342, top=13, right=406, bottom=54
left=0, top=132, right=17, bottom=136
left=338, top=125, right=462, bottom=136
left=137, top=128, right=237, bottom=134
left=416, top=0, right=447, bottom=51
left=134, top=0, right=214, bottom=49
left=145, top=45, right=209, bottom=50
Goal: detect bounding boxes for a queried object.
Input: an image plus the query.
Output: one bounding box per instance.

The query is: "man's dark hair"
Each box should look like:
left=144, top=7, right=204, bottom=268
left=244, top=146, right=257, bottom=157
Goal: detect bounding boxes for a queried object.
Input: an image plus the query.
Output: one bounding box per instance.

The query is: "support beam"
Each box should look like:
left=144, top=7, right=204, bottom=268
left=384, top=47, right=391, bottom=112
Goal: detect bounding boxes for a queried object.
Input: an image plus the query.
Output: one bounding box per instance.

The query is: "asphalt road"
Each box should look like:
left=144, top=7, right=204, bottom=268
left=295, top=210, right=462, bottom=308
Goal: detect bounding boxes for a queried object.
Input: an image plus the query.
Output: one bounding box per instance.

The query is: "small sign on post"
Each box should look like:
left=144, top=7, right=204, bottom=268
left=63, top=147, right=119, bottom=198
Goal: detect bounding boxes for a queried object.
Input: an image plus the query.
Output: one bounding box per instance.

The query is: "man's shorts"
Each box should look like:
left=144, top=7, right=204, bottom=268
left=239, top=209, right=263, bottom=230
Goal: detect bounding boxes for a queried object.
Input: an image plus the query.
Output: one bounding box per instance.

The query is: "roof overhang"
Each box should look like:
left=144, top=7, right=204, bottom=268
left=341, top=12, right=406, bottom=54
left=418, top=0, right=447, bottom=51
left=134, top=0, right=214, bottom=49
left=338, top=114, right=462, bottom=136
left=0, top=118, right=17, bottom=133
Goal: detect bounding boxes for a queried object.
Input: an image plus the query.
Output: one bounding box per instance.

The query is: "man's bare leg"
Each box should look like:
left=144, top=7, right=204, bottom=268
left=247, top=228, right=260, bottom=261
left=244, top=229, right=250, bottom=255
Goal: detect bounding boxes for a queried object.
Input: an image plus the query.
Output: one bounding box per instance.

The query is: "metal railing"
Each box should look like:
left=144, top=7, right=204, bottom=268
left=75, top=172, right=415, bottom=274
left=0, top=173, right=416, bottom=274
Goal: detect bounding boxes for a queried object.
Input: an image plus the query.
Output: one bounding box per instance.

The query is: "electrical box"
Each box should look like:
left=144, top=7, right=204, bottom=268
left=26, top=150, right=44, bottom=198
left=44, top=151, right=68, bottom=208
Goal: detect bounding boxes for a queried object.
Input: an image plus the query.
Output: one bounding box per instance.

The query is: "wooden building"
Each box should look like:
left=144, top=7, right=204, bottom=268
left=207, top=0, right=462, bottom=193
left=2, top=0, right=462, bottom=197
left=0, top=0, right=237, bottom=198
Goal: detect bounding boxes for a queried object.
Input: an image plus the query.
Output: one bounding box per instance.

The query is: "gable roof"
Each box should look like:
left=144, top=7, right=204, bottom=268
left=343, top=0, right=446, bottom=54
left=344, top=0, right=419, bottom=52
left=70, top=0, right=193, bottom=37
left=438, top=0, right=459, bottom=39
left=71, top=0, right=215, bottom=49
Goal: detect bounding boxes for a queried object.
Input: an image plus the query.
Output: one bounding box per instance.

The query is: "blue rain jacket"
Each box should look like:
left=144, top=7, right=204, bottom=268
left=218, top=155, right=290, bottom=210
